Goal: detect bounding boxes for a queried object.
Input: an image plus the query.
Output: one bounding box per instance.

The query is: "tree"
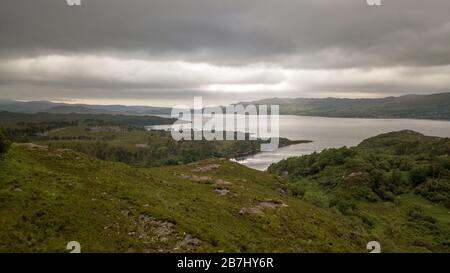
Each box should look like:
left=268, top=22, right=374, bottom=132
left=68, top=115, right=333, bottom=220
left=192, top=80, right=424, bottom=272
left=288, top=183, right=306, bottom=198
left=410, top=165, right=430, bottom=186
left=0, top=130, right=11, bottom=155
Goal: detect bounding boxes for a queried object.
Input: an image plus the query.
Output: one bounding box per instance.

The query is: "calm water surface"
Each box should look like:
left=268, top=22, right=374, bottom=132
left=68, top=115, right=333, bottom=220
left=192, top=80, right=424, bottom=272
left=148, top=115, right=450, bottom=171
left=235, top=116, right=450, bottom=170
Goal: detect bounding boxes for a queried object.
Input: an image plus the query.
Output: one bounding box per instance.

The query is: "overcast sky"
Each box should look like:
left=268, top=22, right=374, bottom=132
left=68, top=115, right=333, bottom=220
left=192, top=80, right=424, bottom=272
left=0, top=0, right=449, bottom=106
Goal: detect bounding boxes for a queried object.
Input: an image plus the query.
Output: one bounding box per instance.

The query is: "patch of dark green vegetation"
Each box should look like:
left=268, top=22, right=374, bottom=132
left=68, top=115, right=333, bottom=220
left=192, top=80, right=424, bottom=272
left=269, top=130, right=450, bottom=251
left=0, top=129, right=11, bottom=155
left=0, top=111, right=175, bottom=142
left=0, top=112, right=309, bottom=167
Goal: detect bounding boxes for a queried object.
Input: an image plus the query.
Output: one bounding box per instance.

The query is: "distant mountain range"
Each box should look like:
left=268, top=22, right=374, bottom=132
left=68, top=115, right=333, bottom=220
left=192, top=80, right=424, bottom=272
left=240, top=93, right=450, bottom=120
left=1, top=92, right=449, bottom=120
left=0, top=100, right=172, bottom=116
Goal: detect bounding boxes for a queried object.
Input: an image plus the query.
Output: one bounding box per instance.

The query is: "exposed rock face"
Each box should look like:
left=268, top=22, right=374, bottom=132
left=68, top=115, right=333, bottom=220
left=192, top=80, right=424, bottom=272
left=111, top=211, right=202, bottom=252
left=178, top=173, right=212, bottom=182
left=191, top=164, right=221, bottom=173
left=18, top=143, right=48, bottom=150
left=214, top=179, right=232, bottom=186
left=239, top=199, right=287, bottom=216
left=214, top=188, right=230, bottom=196
left=174, top=234, right=201, bottom=251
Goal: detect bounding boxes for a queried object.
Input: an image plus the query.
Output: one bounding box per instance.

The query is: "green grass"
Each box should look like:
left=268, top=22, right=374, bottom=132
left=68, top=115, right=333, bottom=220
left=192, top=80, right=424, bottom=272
left=1, top=128, right=448, bottom=253
left=0, top=145, right=369, bottom=252
left=269, top=131, right=450, bottom=252
left=357, top=194, right=449, bottom=252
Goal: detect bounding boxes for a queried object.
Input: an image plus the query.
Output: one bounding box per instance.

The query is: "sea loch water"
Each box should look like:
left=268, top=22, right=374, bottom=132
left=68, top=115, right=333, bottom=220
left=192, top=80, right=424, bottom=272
left=148, top=115, right=450, bottom=171
left=235, top=115, right=450, bottom=171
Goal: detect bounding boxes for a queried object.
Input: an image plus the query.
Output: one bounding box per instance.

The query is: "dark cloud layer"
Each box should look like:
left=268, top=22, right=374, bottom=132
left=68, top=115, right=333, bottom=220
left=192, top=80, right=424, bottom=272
left=2, top=0, right=450, bottom=68
left=0, top=0, right=449, bottom=105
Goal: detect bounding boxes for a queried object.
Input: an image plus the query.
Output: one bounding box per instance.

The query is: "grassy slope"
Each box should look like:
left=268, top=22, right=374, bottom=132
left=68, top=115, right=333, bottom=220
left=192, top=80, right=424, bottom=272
left=0, top=111, right=174, bottom=127
left=268, top=131, right=450, bottom=252
left=356, top=194, right=449, bottom=252
left=1, top=129, right=448, bottom=253
left=0, top=145, right=368, bottom=253
left=245, top=93, right=450, bottom=119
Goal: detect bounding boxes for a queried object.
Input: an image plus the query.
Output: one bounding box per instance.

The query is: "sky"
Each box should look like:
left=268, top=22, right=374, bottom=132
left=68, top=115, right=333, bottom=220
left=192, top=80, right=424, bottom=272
left=0, top=0, right=449, bottom=106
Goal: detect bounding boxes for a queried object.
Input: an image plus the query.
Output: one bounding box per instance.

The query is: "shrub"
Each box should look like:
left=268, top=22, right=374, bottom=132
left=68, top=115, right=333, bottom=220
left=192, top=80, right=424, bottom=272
left=380, top=190, right=395, bottom=201
left=410, top=165, right=430, bottom=186
left=408, top=206, right=436, bottom=224
left=0, top=130, right=11, bottom=155
left=415, top=179, right=450, bottom=207
left=288, top=184, right=306, bottom=198
left=329, top=198, right=356, bottom=215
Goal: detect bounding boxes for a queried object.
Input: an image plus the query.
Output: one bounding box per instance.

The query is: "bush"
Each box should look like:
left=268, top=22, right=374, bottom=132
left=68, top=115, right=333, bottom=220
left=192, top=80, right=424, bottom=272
left=329, top=198, right=356, bottom=215
left=408, top=206, right=436, bottom=224
left=0, top=130, right=11, bottom=155
left=379, top=190, right=395, bottom=201
left=410, top=165, right=430, bottom=186
left=415, top=179, right=450, bottom=208
left=288, top=183, right=305, bottom=198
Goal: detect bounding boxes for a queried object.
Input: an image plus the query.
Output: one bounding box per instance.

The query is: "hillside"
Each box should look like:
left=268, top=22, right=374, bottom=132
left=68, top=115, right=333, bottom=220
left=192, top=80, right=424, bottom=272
left=43, top=106, right=119, bottom=115
left=2, top=93, right=450, bottom=120
left=0, top=100, right=171, bottom=116
left=0, top=144, right=368, bottom=252
left=243, top=93, right=450, bottom=120
left=0, top=130, right=449, bottom=252
left=0, top=111, right=309, bottom=167
left=268, top=130, right=450, bottom=252
left=0, top=111, right=175, bottom=128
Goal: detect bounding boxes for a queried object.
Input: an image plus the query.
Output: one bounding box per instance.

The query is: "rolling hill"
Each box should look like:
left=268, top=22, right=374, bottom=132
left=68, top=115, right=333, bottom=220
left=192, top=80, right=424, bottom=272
left=2, top=92, right=450, bottom=120
left=0, top=100, right=172, bottom=116
left=268, top=130, right=450, bottom=252
left=0, top=144, right=368, bottom=252
left=0, top=129, right=449, bottom=252
left=243, top=93, right=450, bottom=120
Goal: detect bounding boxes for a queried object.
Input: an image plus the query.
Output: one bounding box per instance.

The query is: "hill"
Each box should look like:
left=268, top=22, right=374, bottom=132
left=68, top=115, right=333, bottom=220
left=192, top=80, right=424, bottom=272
left=0, top=111, right=174, bottom=127
left=0, top=111, right=308, bottom=167
left=0, top=130, right=449, bottom=252
left=44, top=106, right=120, bottom=115
left=2, top=92, right=450, bottom=120
left=0, top=100, right=171, bottom=116
left=0, top=144, right=368, bottom=252
left=268, top=130, right=450, bottom=252
left=243, top=93, right=450, bottom=120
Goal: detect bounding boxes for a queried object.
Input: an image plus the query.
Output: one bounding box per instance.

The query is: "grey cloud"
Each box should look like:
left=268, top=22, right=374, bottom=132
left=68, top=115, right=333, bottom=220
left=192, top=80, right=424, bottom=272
left=1, top=0, right=450, bottom=68
left=1, top=0, right=449, bottom=104
left=0, top=84, right=284, bottom=106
